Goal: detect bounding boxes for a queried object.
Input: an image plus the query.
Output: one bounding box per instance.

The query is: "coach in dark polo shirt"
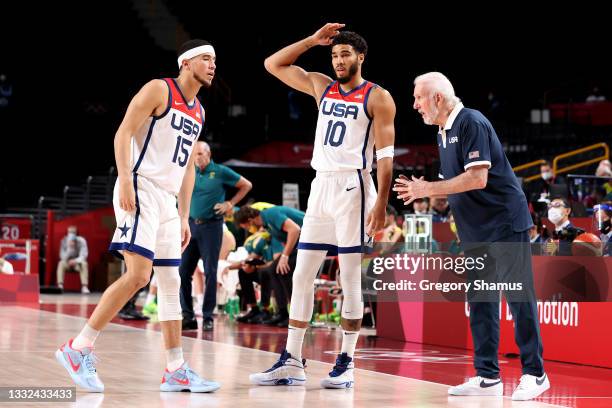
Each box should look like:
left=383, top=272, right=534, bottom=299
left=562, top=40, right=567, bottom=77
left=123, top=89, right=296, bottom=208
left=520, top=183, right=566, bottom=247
left=394, top=72, right=549, bottom=401
left=180, top=141, right=252, bottom=331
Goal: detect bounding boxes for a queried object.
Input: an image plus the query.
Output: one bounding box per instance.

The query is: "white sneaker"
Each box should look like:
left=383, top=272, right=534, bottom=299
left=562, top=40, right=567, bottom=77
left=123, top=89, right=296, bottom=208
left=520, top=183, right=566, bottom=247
left=249, top=350, right=306, bottom=386
left=512, top=373, right=550, bottom=401
left=448, top=376, right=503, bottom=396
left=320, top=353, right=354, bottom=389
left=81, top=286, right=90, bottom=294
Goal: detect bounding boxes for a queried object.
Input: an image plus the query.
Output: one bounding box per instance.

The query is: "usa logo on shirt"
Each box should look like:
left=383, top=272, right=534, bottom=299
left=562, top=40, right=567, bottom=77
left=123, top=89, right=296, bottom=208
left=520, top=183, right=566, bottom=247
left=469, top=151, right=480, bottom=159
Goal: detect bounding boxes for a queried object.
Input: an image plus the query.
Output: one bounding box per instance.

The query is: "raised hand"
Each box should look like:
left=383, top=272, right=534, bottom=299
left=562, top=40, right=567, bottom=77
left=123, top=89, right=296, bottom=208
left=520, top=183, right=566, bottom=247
left=393, top=175, right=429, bottom=205
left=310, top=23, right=345, bottom=46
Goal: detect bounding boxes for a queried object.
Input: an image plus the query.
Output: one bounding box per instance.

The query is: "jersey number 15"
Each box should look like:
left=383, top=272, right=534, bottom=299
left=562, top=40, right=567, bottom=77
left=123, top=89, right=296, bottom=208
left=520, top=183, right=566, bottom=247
left=172, top=136, right=192, bottom=167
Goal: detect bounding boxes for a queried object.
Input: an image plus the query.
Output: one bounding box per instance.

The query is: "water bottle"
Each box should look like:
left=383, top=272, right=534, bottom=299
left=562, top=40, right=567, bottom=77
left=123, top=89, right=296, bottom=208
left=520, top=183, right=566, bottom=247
left=332, top=298, right=342, bottom=313
left=232, top=297, right=240, bottom=318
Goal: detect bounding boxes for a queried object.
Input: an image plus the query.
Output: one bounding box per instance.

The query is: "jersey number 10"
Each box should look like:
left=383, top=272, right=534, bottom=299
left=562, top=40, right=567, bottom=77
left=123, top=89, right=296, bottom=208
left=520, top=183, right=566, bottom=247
left=172, top=136, right=193, bottom=167
left=323, top=120, right=346, bottom=147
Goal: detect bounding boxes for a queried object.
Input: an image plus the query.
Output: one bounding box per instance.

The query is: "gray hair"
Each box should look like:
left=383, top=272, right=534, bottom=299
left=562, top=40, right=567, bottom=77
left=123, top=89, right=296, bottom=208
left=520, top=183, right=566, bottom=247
left=414, top=72, right=461, bottom=107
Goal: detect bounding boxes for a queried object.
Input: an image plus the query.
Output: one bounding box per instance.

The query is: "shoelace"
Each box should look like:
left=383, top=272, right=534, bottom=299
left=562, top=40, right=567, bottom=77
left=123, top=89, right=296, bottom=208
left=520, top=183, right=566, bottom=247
left=83, top=352, right=100, bottom=375
left=271, top=353, right=290, bottom=370
left=330, top=356, right=350, bottom=376
left=184, top=366, right=201, bottom=383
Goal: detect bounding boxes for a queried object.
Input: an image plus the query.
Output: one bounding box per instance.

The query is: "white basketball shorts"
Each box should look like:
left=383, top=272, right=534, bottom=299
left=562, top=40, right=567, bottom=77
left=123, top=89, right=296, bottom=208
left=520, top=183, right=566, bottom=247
left=109, top=174, right=181, bottom=266
left=297, top=170, right=377, bottom=254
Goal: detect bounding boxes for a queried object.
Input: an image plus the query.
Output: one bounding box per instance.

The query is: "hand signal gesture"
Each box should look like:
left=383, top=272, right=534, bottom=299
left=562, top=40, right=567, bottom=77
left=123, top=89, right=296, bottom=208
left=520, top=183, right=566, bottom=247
left=311, top=23, right=345, bottom=46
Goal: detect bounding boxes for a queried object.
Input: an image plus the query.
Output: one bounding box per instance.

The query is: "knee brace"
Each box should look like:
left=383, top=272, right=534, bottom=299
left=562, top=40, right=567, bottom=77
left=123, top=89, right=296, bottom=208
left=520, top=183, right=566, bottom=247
left=338, top=253, right=364, bottom=320
left=155, top=266, right=182, bottom=321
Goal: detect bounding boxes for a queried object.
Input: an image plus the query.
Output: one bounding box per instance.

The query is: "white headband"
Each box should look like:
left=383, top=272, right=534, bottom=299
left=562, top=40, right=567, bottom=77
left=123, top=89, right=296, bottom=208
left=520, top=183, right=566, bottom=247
left=177, top=45, right=216, bottom=68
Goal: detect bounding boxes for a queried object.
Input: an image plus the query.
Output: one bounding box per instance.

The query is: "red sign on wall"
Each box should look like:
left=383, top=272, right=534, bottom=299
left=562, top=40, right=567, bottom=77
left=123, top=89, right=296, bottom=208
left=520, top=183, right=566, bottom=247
left=0, top=217, right=32, bottom=240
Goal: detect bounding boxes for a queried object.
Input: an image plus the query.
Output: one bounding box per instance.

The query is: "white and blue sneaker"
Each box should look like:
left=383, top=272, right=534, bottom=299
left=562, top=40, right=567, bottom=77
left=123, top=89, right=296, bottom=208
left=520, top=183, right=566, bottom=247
left=512, top=373, right=550, bottom=401
left=320, top=353, right=355, bottom=389
left=55, top=339, right=104, bottom=393
left=249, top=350, right=306, bottom=386
left=448, top=376, right=503, bottom=396
left=160, top=362, right=220, bottom=393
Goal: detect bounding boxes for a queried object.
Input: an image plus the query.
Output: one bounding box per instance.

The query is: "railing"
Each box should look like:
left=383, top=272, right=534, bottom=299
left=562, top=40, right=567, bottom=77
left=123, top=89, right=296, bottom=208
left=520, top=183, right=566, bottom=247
left=514, top=143, right=609, bottom=184
left=553, top=142, right=609, bottom=176
left=512, top=159, right=547, bottom=183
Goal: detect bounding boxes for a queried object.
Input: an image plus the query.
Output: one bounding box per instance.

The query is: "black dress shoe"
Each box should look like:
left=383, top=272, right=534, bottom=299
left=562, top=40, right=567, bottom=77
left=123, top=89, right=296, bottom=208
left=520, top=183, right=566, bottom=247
left=248, top=310, right=272, bottom=324
left=182, top=318, right=198, bottom=330
left=119, top=307, right=149, bottom=321
left=236, top=307, right=260, bottom=323
left=276, top=317, right=289, bottom=328
left=262, top=313, right=282, bottom=325
left=202, top=318, right=214, bottom=331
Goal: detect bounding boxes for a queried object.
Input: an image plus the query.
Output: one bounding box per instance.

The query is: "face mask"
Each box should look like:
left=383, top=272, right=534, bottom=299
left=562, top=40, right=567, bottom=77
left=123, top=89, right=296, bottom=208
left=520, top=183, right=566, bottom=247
left=600, top=219, right=611, bottom=235
left=541, top=171, right=553, bottom=181
left=548, top=208, right=565, bottom=225
left=68, top=232, right=76, bottom=239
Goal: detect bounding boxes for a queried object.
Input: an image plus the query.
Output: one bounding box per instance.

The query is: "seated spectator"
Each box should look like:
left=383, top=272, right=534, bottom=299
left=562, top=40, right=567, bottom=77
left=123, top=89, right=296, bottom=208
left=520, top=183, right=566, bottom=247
left=593, top=202, right=612, bottom=256
left=56, top=225, right=90, bottom=293
left=0, top=257, right=14, bottom=274
left=595, top=159, right=612, bottom=178
left=411, top=197, right=429, bottom=215
left=595, top=159, right=612, bottom=197
left=429, top=196, right=450, bottom=222
left=528, top=212, right=546, bottom=255
left=545, top=197, right=584, bottom=256
left=526, top=161, right=565, bottom=204
left=583, top=186, right=607, bottom=209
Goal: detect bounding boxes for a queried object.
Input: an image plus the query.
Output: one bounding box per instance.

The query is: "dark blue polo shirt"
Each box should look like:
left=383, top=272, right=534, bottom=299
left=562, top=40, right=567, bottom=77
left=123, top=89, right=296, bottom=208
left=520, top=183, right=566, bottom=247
left=437, top=105, right=532, bottom=243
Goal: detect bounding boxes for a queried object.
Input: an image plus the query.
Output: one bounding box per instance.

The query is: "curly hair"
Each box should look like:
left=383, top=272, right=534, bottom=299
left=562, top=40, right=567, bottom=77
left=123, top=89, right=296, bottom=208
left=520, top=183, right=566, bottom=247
left=331, top=31, right=368, bottom=56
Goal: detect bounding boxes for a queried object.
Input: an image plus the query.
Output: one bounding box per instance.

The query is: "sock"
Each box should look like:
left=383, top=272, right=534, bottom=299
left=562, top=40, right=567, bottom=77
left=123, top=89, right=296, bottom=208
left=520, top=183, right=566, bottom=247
left=341, top=330, right=359, bottom=358
left=166, top=347, right=184, bottom=372
left=145, top=293, right=156, bottom=305
left=286, top=325, right=306, bottom=361
left=72, top=324, right=100, bottom=350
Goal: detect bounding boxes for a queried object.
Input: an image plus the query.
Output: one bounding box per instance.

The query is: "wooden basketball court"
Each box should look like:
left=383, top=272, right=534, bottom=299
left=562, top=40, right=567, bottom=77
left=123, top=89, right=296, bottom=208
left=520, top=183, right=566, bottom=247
left=0, top=296, right=586, bottom=407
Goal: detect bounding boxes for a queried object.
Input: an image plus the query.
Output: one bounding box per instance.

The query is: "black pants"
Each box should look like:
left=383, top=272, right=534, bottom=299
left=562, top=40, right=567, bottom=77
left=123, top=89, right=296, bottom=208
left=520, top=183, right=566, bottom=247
left=465, top=230, right=544, bottom=378
left=179, top=218, right=223, bottom=320
left=238, top=267, right=272, bottom=307
left=238, top=252, right=296, bottom=311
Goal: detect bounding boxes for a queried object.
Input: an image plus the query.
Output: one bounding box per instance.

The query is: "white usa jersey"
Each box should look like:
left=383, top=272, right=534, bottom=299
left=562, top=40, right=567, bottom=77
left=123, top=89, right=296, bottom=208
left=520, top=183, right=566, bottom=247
left=311, top=81, right=378, bottom=171
left=131, top=78, right=204, bottom=195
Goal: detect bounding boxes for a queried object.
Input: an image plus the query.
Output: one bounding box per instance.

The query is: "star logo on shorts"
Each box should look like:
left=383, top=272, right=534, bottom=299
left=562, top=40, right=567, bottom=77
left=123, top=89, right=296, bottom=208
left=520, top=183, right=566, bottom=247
left=118, top=222, right=131, bottom=238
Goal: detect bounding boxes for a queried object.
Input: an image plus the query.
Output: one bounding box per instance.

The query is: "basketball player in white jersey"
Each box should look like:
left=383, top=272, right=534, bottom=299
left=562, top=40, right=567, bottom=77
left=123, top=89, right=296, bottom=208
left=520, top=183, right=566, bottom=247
left=250, top=23, right=396, bottom=389
left=55, top=40, right=220, bottom=393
